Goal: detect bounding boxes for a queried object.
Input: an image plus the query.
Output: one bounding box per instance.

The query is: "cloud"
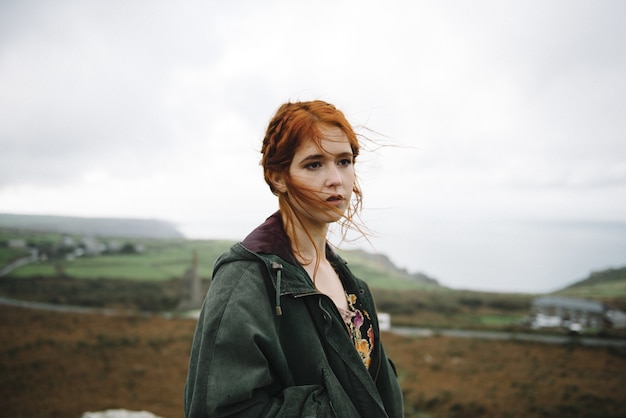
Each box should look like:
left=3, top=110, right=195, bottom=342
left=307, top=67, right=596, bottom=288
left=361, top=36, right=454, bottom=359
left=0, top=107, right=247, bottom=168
left=1, top=0, right=625, bottom=291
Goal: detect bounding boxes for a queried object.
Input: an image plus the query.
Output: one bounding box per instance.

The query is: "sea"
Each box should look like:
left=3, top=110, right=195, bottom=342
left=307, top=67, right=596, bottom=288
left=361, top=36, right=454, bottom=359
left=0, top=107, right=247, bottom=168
left=178, top=217, right=626, bottom=294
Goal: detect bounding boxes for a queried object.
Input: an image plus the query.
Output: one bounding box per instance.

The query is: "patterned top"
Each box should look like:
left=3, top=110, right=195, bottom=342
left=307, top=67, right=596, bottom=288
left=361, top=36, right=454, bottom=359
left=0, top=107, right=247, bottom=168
left=338, top=292, right=375, bottom=369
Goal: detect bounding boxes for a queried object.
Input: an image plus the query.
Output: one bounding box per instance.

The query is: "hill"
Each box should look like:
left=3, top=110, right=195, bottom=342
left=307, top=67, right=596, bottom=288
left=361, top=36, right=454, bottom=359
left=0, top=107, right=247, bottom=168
left=556, top=265, right=626, bottom=299
left=0, top=213, right=184, bottom=239
left=337, top=248, right=440, bottom=289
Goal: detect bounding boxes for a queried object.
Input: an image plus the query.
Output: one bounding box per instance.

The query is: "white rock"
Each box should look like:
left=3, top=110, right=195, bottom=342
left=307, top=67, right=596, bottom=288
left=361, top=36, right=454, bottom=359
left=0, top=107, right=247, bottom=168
left=81, top=409, right=164, bottom=418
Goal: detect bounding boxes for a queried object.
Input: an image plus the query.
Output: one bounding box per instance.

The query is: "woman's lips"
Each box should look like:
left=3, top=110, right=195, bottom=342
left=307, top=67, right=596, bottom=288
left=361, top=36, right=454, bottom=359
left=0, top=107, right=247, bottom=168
left=326, top=195, right=344, bottom=206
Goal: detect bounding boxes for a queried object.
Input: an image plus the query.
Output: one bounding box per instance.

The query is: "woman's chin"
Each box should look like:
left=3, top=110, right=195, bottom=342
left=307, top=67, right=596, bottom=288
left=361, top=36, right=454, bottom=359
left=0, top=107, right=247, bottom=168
left=322, top=207, right=347, bottom=223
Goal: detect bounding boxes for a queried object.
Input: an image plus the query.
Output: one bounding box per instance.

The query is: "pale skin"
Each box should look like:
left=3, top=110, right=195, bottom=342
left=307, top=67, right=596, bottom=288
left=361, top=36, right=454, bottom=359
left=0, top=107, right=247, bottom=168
left=270, top=125, right=355, bottom=311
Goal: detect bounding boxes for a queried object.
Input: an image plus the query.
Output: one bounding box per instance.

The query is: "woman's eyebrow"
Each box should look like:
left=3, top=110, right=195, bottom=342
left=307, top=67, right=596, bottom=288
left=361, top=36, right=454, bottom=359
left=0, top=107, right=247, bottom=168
left=299, top=151, right=353, bottom=164
left=335, top=151, right=355, bottom=159
left=298, top=154, right=325, bottom=165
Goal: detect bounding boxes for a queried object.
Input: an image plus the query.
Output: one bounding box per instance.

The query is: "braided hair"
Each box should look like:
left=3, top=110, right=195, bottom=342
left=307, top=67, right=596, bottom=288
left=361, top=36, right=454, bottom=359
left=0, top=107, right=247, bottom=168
left=261, top=100, right=364, bottom=255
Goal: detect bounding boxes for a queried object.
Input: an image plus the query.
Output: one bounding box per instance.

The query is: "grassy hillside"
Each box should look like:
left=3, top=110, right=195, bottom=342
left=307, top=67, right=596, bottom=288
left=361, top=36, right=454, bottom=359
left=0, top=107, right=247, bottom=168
left=557, top=266, right=626, bottom=297
left=2, top=235, right=231, bottom=282
left=336, top=248, right=440, bottom=290
left=555, top=266, right=626, bottom=312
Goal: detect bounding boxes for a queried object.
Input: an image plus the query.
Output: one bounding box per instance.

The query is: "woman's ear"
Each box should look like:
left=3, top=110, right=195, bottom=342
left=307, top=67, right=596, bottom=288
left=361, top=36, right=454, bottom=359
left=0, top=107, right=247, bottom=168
left=269, top=171, right=287, bottom=194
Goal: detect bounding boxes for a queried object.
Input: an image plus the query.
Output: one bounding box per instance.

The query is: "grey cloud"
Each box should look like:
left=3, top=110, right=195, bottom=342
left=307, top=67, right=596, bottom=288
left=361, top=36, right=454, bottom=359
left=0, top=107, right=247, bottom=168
left=0, top=0, right=233, bottom=188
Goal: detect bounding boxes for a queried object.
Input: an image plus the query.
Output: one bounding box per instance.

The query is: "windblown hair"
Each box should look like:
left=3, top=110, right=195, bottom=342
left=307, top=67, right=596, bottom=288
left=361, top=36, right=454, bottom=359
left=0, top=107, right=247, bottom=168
left=261, top=100, right=364, bottom=261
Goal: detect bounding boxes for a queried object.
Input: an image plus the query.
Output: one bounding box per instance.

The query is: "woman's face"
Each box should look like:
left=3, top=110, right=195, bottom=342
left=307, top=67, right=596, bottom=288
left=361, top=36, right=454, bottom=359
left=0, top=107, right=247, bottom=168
left=284, top=125, right=356, bottom=227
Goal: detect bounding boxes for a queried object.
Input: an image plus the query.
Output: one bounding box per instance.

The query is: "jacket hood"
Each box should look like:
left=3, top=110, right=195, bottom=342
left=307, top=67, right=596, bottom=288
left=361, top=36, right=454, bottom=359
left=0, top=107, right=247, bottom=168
left=212, top=212, right=313, bottom=316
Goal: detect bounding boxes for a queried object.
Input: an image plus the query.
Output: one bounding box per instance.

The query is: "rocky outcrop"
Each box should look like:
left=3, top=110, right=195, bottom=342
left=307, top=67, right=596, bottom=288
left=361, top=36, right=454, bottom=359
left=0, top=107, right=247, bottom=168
left=81, top=409, right=164, bottom=418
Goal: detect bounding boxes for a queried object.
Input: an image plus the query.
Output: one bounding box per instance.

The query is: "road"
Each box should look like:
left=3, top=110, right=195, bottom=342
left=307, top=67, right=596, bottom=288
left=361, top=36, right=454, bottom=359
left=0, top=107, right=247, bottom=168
left=391, top=326, right=626, bottom=348
left=0, top=295, right=123, bottom=315
left=2, top=295, right=625, bottom=348
left=0, top=252, right=38, bottom=277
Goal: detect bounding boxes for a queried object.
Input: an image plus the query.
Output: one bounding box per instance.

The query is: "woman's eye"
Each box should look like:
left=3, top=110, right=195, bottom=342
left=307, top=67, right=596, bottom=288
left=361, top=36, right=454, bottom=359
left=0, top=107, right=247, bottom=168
left=338, top=158, right=353, bottom=166
left=305, top=162, right=322, bottom=169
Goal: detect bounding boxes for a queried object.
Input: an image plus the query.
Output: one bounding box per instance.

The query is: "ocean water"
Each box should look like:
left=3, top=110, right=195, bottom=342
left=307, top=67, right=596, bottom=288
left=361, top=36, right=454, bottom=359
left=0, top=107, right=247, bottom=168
left=370, top=219, right=626, bottom=293
left=179, top=217, right=626, bottom=294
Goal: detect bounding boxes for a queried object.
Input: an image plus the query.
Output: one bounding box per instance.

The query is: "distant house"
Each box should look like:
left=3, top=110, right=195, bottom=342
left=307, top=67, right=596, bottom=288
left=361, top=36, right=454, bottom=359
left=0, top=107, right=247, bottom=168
left=7, top=239, right=27, bottom=249
left=378, top=313, right=391, bottom=331
left=80, top=237, right=104, bottom=256
left=606, top=309, right=626, bottom=329
left=530, top=296, right=607, bottom=329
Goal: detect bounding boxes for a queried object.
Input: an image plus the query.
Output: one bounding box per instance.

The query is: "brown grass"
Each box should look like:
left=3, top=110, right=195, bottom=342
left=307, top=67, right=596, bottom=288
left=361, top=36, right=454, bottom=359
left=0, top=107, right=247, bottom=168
left=1, top=305, right=625, bottom=418
left=383, top=333, right=626, bottom=417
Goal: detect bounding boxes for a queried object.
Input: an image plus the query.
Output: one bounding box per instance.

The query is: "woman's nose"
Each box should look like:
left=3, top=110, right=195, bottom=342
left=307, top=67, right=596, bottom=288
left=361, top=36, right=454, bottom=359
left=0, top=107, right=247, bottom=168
left=325, top=165, right=342, bottom=186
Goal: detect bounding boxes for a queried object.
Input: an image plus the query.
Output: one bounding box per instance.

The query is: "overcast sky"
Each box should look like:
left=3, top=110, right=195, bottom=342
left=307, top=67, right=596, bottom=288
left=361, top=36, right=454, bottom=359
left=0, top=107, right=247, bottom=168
left=1, top=0, right=625, bottom=292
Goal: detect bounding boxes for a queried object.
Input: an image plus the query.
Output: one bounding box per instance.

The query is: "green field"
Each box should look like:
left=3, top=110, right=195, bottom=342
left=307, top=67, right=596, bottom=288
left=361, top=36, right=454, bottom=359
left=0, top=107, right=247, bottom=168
left=7, top=238, right=233, bottom=281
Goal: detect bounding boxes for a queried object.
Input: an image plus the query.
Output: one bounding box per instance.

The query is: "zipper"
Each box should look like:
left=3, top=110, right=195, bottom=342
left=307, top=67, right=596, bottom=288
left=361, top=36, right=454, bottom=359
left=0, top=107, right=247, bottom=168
left=270, top=262, right=283, bottom=315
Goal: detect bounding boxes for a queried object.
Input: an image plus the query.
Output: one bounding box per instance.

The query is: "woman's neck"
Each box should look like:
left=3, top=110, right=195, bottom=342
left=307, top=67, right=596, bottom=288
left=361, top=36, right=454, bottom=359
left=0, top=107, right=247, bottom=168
left=281, top=211, right=329, bottom=266
left=293, top=226, right=328, bottom=266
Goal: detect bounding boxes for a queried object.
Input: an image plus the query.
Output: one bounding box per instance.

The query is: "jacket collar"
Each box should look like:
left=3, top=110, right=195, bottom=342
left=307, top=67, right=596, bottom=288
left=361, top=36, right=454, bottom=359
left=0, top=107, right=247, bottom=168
left=238, top=212, right=346, bottom=296
left=237, top=212, right=315, bottom=298
left=241, top=211, right=298, bottom=266
left=241, top=211, right=344, bottom=266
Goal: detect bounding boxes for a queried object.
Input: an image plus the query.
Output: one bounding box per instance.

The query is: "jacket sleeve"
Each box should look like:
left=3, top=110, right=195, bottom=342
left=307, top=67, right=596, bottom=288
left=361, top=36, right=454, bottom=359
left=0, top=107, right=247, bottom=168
left=184, top=260, right=336, bottom=418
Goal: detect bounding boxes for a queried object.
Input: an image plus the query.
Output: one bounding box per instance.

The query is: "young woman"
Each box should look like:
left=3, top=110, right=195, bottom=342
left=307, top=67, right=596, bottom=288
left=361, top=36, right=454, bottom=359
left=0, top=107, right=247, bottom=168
left=184, top=100, right=404, bottom=417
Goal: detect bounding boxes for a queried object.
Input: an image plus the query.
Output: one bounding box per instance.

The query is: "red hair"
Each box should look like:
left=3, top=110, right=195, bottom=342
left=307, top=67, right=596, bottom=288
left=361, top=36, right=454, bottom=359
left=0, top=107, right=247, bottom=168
left=261, top=100, right=364, bottom=253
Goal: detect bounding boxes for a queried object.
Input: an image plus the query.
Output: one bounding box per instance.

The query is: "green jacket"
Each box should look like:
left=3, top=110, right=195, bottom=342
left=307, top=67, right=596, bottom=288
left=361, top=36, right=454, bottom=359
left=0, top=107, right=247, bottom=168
left=184, top=213, right=404, bottom=417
